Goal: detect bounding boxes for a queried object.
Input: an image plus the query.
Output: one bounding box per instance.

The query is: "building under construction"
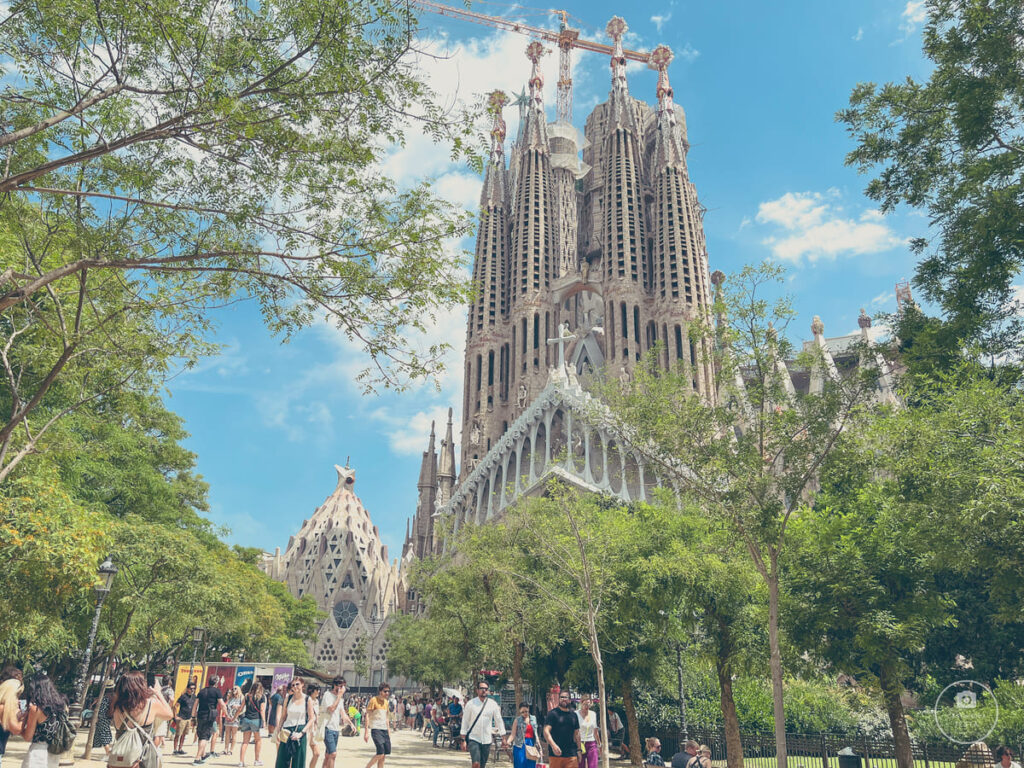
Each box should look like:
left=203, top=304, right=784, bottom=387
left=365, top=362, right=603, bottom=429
left=402, top=16, right=896, bottom=565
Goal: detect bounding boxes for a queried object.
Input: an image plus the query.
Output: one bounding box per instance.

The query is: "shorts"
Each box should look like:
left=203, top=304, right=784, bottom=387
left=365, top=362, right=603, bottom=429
left=468, top=739, right=492, bottom=767
left=323, top=728, right=339, bottom=755
left=370, top=729, right=391, bottom=756
left=176, top=717, right=193, bottom=732
left=549, top=757, right=579, bottom=768
left=238, top=718, right=261, bottom=733
left=196, top=719, right=215, bottom=741
left=154, top=719, right=169, bottom=738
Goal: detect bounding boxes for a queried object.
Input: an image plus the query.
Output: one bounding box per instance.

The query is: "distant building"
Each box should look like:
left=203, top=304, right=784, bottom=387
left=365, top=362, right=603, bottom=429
left=261, top=464, right=405, bottom=685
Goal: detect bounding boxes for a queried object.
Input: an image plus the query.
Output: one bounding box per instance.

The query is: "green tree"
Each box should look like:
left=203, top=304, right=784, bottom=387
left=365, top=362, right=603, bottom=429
left=0, top=0, right=477, bottom=469
left=0, top=467, right=109, bottom=662
left=840, top=0, right=1024, bottom=369
left=787, top=373, right=1024, bottom=768
left=600, top=262, right=880, bottom=768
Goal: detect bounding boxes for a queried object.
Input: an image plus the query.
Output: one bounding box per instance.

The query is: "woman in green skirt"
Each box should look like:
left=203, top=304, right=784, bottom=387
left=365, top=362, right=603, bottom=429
left=273, top=680, right=315, bottom=768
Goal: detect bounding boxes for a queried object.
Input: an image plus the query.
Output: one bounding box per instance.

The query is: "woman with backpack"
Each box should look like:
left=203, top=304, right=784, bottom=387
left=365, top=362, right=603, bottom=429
left=109, top=671, right=173, bottom=768
left=19, top=673, right=70, bottom=768
left=272, top=680, right=315, bottom=768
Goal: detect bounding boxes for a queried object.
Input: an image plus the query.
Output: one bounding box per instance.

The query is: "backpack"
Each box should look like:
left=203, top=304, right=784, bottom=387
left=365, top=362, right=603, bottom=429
left=108, top=704, right=158, bottom=768
left=46, top=709, right=76, bottom=755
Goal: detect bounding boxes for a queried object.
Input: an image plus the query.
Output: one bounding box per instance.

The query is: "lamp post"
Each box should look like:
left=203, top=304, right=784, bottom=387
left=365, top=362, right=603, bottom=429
left=187, top=627, right=205, bottom=691
left=70, top=557, right=117, bottom=719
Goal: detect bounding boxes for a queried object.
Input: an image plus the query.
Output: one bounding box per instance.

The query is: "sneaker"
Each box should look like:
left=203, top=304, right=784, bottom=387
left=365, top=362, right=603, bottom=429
left=193, top=760, right=203, bottom=765
left=237, top=763, right=245, bottom=767
left=254, top=761, right=263, bottom=766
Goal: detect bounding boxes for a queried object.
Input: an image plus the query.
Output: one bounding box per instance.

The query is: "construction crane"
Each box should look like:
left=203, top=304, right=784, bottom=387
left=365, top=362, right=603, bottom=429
left=409, top=0, right=653, bottom=123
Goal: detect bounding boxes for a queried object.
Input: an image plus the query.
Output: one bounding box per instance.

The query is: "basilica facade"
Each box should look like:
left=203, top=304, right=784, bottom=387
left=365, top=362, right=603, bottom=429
left=261, top=464, right=405, bottom=684
left=402, top=18, right=898, bottom=563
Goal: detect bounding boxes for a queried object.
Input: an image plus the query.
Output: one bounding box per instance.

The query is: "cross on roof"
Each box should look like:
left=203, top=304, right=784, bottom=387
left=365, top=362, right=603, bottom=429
left=547, top=322, right=577, bottom=370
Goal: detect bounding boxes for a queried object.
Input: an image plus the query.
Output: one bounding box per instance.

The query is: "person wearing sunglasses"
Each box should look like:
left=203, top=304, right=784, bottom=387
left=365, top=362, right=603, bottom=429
left=363, top=683, right=392, bottom=768
left=460, top=683, right=506, bottom=768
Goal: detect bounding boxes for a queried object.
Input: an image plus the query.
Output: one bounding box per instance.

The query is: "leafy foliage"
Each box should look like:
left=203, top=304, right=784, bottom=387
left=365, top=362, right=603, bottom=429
left=840, top=0, right=1024, bottom=367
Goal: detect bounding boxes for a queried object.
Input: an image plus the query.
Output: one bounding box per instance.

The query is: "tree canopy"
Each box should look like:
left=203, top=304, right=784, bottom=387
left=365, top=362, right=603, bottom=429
left=841, top=0, right=1024, bottom=369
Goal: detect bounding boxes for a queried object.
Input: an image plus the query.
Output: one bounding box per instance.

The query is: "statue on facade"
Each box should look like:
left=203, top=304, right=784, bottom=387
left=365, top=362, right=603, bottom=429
left=517, top=383, right=529, bottom=409
left=469, top=421, right=481, bottom=447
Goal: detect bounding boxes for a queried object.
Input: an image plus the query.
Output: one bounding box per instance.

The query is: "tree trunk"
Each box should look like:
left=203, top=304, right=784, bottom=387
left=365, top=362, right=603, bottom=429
left=879, top=663, right=913, bottom=768
left=715, top=642, right=744, bottom=768
left=622, top=677, right=642, bottom=766
left=84, top=608, right=134, bottom=759
left=587, top=626, right=610, bottom=768
left=512, top=641, right=523, bottom=710
left=767, top=567, right=787, bottom=768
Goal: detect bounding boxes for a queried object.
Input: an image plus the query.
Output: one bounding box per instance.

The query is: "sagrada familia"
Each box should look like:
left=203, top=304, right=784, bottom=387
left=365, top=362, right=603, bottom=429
left=261, top=18, right=897, bottom=680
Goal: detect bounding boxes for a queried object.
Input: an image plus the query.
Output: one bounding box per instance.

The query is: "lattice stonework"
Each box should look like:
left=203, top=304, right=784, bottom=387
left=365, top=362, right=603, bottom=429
left=318, top=639, right=338, bottom=664
left=276, top=464, right=404, bottom=677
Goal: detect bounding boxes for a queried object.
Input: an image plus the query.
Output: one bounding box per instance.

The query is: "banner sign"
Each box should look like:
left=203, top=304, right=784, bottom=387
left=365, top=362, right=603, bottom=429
left=234, top=666, right=255, bottom=691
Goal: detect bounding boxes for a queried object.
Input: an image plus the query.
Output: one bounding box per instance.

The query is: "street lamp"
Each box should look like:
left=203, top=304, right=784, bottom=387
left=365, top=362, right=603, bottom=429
left=70, top=557, right=117, bottom=718
left=187, top=627, right=205, bottom=691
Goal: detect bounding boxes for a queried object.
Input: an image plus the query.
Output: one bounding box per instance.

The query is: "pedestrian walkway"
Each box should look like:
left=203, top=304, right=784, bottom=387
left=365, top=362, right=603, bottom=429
left=4, top=728, right=469, bottom=768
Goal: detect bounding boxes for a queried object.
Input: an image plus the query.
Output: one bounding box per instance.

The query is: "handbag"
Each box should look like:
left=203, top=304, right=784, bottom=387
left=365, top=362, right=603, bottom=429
left=525, top=743, right=542, bottom=761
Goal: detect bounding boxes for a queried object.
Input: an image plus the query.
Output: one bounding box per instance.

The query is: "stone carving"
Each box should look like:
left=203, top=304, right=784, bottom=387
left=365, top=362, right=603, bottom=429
left=517, top=383, right=529, bottom=409
left=469, top=421, right=482, bottom=446
left=811, top=315, right=824, bottom=337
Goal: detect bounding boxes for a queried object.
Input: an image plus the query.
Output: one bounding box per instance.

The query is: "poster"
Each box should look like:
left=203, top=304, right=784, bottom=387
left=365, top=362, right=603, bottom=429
left=234, top=666, right=255, bottom=691
left=206, top=665, right=236, bottom=694
left=174, top=664, right=207, bottom=700
left=272, top=666, right=294, bottom=693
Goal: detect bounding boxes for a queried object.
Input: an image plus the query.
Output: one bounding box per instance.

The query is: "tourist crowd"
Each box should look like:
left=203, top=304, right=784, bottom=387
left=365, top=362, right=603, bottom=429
left=6, top=665, right=1020, bottom=768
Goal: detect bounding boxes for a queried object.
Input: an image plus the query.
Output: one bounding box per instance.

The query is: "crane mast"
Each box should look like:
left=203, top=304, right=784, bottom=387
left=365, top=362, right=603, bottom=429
left=409, top=0, right=653, bottom=123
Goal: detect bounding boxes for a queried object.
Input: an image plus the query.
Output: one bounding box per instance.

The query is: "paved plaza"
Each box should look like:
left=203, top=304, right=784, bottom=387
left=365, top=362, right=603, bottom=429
left=3, top=728, right=471, bottom=768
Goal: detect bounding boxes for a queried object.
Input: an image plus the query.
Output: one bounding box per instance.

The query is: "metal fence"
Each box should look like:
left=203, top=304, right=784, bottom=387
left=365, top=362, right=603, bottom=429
left=649, top=726, right=1022, bottom=768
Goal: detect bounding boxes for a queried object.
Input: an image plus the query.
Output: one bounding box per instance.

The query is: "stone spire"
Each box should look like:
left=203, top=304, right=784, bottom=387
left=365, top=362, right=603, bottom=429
left=469, top=90, right=510, bottom=342
left=438, top=408, right=456, bottom=500
left=650, top=45, right=686, bottom=171
left=808, top=315, right=840, bottom=394
left=519, top=41, right=551, bottom=151
left=417, top=421, right=437, bottom=489
left=605, top=17, right=638, bottom=132
left=601, top=17, right=648, bottom=374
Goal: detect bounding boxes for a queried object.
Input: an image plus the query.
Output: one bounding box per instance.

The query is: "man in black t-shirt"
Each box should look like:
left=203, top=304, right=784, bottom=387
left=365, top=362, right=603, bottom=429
left=173, top=683, right=197, bottom=755
left=543, top=691, right=579, bottom=768
left=192, top=676, right=226, bottom=765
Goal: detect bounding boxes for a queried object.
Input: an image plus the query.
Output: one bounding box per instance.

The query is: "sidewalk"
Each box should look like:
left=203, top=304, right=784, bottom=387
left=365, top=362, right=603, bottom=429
left=3, top=727, right=473, bottom=768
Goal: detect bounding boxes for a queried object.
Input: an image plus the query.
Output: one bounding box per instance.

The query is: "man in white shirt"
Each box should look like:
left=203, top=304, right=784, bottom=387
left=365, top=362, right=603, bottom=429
left=460, top=682, right=507, bottom=768
left=321, top=678, right=355, bottom=768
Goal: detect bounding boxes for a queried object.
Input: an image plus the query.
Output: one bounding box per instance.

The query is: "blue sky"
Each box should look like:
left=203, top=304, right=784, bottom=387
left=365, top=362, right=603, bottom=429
left=170, top=0, right=936, bottom=560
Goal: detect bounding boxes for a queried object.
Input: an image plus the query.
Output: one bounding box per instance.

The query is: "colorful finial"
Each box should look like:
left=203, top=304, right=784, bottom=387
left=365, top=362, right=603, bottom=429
left=525, top=41, right=547, bottom=108
left=650, top=44, right=675, bottom=105
left=606, top=17, right=628, bottom=89
left=487, top=90, right=508, bottom=161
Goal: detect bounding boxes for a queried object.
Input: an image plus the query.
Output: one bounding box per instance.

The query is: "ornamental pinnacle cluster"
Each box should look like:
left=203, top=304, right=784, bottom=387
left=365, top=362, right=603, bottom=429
left=403, top=19, right=716, bottom=561
left=459, top=22, right=715, bottom=470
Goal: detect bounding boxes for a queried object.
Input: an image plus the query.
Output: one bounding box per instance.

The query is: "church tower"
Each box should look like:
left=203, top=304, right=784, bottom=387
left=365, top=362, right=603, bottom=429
left=413, top=17, right=720, bottom=491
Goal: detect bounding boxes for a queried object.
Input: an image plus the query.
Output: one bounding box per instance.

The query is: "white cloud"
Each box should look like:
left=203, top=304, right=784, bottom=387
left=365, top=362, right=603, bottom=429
left=897, top=1, right=927, bottom=41
left=871, top=291, right=895, bottom=307
left=651, top=13, right=671, bottom=33
left=677, top=43, right=700, bottom=63
left=376, top=405, right=460, bottom=457
left=853, top=27, right=864, bottom=42
left=755, top=190, right=906, bottom=264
